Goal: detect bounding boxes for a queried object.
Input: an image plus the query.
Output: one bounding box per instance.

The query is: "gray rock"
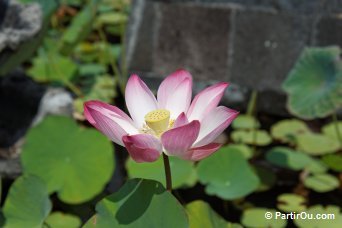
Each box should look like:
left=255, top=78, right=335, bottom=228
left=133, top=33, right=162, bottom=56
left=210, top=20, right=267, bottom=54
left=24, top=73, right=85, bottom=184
left=315, top=15, right=342, bottom=47
left=153, top=3, right=232, bottom=82
left=32, top=88, right=74, bottom=126
left=230, top=10, right=313, bottom=91
left=0, top=0, right=42, bottom=52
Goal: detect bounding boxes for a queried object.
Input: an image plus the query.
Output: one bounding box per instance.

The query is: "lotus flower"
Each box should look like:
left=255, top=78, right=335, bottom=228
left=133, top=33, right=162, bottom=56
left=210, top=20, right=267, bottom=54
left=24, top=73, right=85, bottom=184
left=84, top=70, right=238, bottom=163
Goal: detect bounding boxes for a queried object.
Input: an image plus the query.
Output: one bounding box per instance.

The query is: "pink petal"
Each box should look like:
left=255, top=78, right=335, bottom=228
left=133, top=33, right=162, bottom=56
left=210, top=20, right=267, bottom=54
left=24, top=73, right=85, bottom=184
left=125, top=74, right=158, bottom=127
left=84, top=101, right=139, bottom=146
left=194, top=106, right=239, bottom=147
left=187, top=82, right=229, bottom=121
left=173, top=112, right=189, bottom=128
left=161, top=120, right=200, bottom=157
left=122, top=134, right=162, bottom=163
left=182, top=143, right=222, bottom=161
left=157, top=69, right=192, bottom=119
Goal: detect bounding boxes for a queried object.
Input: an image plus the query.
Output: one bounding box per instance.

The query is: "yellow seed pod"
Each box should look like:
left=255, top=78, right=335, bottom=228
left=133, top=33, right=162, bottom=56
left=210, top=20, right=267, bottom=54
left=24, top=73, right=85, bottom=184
left=144, top=109, right=170, bottom=134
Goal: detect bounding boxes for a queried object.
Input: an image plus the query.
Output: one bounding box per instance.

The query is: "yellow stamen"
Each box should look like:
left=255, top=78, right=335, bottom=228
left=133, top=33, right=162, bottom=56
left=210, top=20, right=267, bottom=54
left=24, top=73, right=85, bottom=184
left=144, top=109, right=170, bottom=135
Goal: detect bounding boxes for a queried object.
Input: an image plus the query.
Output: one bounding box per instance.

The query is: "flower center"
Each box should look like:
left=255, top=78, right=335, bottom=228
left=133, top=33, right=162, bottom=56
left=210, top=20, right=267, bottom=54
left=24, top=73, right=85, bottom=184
left=144, top=109, right=170, bottom=135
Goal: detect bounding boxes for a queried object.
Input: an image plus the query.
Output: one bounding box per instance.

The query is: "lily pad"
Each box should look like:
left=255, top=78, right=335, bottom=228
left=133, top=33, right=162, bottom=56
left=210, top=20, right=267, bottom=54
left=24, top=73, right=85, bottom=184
left=186, top=201, right=242, bottom=228
left=21, top=116, right=114, bottom=204
left=277, top=194, right=306, bottom=212
left=241, top=208, right=287, bottom=228
left=294, top=205, right=342, bottom=228
left=232, top=115, right=260, bottom=129
left=45, top=212, right=81, bottom=228
left=282, top=46, right=342, bottom=119
left=322, top=121, right=342, bottom=140
left=266, top=147, right=327, bottom=173
left=304, top=173, right=339, bottom=192
left=231, top=130, right=272, bottom=146
left=296, top=133, right=340, bottom=155
left=197, top=148, right=259, bottom=200
left=83, top=179, right=188, bottom=228
left=321, top=154, right=342, bottom=172
left=126, top=156, right=197, bottom=189
left=3, top=175, right=52, bottom=228
left=271, top=119, right=311, bottom=144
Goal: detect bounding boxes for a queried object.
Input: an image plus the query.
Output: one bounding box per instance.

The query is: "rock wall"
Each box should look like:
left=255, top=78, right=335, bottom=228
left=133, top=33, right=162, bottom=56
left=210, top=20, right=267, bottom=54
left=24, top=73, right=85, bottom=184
left=125, top=0, right=342, bottom=115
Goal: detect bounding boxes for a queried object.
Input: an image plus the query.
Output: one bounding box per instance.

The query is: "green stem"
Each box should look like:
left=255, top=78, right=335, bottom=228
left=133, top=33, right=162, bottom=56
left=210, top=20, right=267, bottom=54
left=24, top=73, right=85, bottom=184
left=332, top=112, right=342, bottom=146
left=163, top=153, right=172, bottom=192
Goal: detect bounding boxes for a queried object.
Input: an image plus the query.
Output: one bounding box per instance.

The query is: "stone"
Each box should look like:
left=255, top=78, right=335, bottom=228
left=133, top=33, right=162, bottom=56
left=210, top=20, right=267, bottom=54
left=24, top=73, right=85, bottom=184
left=153, top=3, right=232, bottom=82
left=230, top=10, right=313, bottom=91
left=0, top=70, right=45, bottom=148
left=126, top=0, right=156, bottom=72
left=315, top=15, right=342, bottom=47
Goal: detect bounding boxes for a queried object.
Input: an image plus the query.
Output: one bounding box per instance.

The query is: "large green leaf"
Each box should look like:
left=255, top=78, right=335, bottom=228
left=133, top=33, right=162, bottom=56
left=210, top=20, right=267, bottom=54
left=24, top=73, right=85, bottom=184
left=45, top=212, right=81, bottom=228
left=83, top=179, right=188, bottom=228
left=266, top=147, right=327, bottom=173
left=186, top=201, right=242, bottom=228
left=270, top=119, right=311, bottom=145
left=3, top=175, right=52, bottom=228
left=126, top=156, right=196, bottom=189
left=197, top=148, right=259, bottom=200
left=241, top=208, right=287, bottom=228
left=294, top=205, right=342, bottom=228
left=21, top=116, right=114, bottom=204
left=282, top=46, right=342, bottom=119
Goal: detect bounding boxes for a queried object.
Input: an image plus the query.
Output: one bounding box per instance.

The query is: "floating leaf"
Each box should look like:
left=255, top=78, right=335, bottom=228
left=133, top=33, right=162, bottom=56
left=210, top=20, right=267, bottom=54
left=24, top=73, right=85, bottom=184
left=231, top=130, right=272, bottom=146
left=126, top=156, right=197, bottom=189
left=3, top=175, right=52, bottom=228
left=21, top=116, right=114, bottom=204
left=271, top=119, right=311, bottom=144
left=282, top=46, right=342, bottom=119
left=232, top=115, right=260, bottom=129
left=186, top=201, right=242, bottom=228
left=296, top=133, right=340, bottom=155
left=277, top=194, right=306, bottom=212
left=197, top=148, right=259, bottom=200
left=83, top=179, right=188, bottom=228
left=294, top=205, right=342, bottom=228
left=321, top=154, right=342, bottom=172
left=304, top=173, right=339, bottom=192
left=45, top=212, right=81, bottom=228
left=241, top=208, right=287, bottom=228
left=322, top=121, right=342, bottom=140
left=266, top=147, right=327, bottom=173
